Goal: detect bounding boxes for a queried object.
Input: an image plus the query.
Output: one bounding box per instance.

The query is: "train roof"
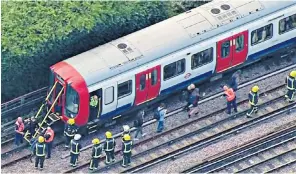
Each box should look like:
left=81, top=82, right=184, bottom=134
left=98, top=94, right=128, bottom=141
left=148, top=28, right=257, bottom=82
left=62, top=0, right=296, bottom=87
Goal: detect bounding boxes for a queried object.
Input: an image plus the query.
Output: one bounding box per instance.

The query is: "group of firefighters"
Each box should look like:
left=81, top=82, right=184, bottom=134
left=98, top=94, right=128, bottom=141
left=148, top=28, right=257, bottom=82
left=14, top=70, right=296, bottom=170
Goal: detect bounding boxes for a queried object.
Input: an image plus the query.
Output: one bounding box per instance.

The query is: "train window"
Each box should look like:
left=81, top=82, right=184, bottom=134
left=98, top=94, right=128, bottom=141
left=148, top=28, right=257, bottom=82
left=140, top=74, right=146, bottom=90
left=235, top=35, right=244, bottom=52
left=221, top=41, right=230, bottom=58
left=279, top=14, right=296, bottom=34
left=64, top=85, right=79, bottom=117
left=104, top=86, right=114, bottom=105
left=118, top=80, right=132, bottom=99
left=164, top=59, right=185, bottom=81
left=151, top=69, right=158, bottom=86
left=251, top=24, right=273, bottom=45
left=191, top=48, right=213, bottom=70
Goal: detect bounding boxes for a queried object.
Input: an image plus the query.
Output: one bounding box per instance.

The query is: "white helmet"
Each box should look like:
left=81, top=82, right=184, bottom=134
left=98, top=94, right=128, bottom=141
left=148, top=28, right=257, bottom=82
left=187, top=84, right=195, bottom=90
left=123, top=125, right=130, bottom=132
left=74, top=134, right=81, bottom=140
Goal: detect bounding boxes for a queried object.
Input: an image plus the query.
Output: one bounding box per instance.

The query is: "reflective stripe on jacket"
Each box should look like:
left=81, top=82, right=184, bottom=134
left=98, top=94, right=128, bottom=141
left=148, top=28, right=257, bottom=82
left=286, top=76, right=295, bottom=90
left=122, top=140, right=133, bottom=153
left=224, top=88, right=235, bottom=101
left=70, top=140, right=81, bottom=154
left=92, top=144, right=103, bottom=158
left=249, top=91, right=259, bottom=105
left=64, top=124, right=77, bottom=137
left=15, top=121, right=24, bottom=132
left=35, top=143, right=46, bottom=156
left=45, top=129, right=55, bottom=143
left=104, top=138, right=115, bottom=151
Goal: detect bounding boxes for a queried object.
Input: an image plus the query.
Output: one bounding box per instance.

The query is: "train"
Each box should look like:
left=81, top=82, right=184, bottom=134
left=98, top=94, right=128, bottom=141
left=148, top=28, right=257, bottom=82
left=47, top=0, right=296, bottom=133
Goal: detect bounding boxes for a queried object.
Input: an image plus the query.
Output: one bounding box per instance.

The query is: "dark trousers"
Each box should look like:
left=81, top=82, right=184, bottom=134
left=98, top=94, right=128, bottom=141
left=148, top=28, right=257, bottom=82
left=70, top=153, right=79, bottom=166
left=286, top=89, right=295, bottom=101
left=90, top=106, right=97, bottom=120
left=135, top=127, right=143, bottom=138
left=46, top=142, right=52, bottom=158
left=247, top=104, right=258, bottom=116
left=35, top=156, right=45, bottom=169
left=65, top=135, right=74, bottom=147
left=90, top=157, right=100, bottom=169
left=15, top=133, right=23, bottom=146
left=122, top=152, right=131, bottom=166
left=105, top=150, right=115, bottom=164
left=227, top=97, right=238, bottom=114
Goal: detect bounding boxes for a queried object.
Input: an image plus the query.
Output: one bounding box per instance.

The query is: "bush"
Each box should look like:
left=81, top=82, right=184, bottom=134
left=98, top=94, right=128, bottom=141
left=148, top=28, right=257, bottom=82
left=1, top=1, right=208, bottom=102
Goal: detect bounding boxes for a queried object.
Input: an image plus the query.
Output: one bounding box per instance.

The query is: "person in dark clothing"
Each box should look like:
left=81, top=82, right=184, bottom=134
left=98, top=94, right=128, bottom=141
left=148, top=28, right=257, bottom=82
left=104, top=131, right=116, bottom=164
left=121, top=134, right=133, bottom=167
left=184, top=84, right=200, bottom=118
left=34, top=136, right=46, bottom=170
left=134, top=111, right=146, bottom=140
left=89, top=138, right=103, bottom=170
left=229, top=70, right=241, bottom=91
left=70, top=134, right=82, bottom=167
left=24, top=117, right=37, bottom=139
left=247, top=86, right=259, bottom=118
left=285, top=71, right=296, bottom=103
left=64, top=118, right=78, bottom=148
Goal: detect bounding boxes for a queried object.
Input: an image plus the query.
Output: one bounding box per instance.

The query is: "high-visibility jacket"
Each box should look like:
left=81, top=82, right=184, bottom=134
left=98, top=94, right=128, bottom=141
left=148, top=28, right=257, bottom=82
left=249, top=91, right=259, bottom=105
left=104, top=138, right=116, bottom=151
left=64, top=124, right=78, bottom=137
left=34, top=142, right=46, bottom=157
left=15, top=121, right=24, bottom=132
left=92, top=144, right=103, bottom=158
left=90, top=96, right=98, bottom=107
left=45, top=129, right=55, bottom=143
left=122, top=140, right=133, bottom=153
left=70, top=140, right=82, bottom=154
left=224, top=88, right=235, bottom=101
left=286, top=76, right=296, bottom=90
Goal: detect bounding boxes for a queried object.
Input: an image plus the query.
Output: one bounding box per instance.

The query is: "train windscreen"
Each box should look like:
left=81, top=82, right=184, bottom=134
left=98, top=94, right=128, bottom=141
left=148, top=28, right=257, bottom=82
left=64, top=84, right=80, bottom=118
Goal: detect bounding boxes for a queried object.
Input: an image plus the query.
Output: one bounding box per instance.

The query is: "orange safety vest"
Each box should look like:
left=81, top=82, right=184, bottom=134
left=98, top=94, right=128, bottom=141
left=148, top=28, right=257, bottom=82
left=224, top=88, right=235, bottom=101
left=45, top=129, right=55, bottom=143
left=15, top=121, right=24, bottom=132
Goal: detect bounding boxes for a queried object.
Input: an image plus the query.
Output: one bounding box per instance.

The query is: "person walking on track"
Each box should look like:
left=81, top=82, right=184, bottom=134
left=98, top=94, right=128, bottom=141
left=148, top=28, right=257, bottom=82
left=185, top=84, right=200, bottom=118
left=89, top=138, right=102, bottom=170
left=104, top=131, right=116, bottom=164
left=15, top=117, right=25, bottom=146
left=285, top=71, right=296, bottom=103
left=134, top=110, right=146, bottom=140
left=247, top=85, right=259, bottom=118
left=223, top=85, right=238, bottom=115
left=34, top=136, right=46, bottom=170
left=156, top=103, right=167, bottom=133
left=70, top=134, right=82, bottom=167
left=121, top=134, right=133, bottom=167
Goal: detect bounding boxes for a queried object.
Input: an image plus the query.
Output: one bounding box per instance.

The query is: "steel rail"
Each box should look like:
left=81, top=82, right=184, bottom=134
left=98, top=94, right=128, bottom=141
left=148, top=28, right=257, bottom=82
left=264, top=159, right=296, bottom=173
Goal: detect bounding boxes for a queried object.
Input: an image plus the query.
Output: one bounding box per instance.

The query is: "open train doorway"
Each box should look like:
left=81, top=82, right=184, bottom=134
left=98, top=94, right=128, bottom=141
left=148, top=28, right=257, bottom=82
left=89, top=88, right=102, bottom=122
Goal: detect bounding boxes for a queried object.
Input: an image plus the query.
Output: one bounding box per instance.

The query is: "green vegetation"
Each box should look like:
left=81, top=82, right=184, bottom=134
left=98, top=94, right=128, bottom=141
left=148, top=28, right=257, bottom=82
left=1, top=1, right=209, bottom=102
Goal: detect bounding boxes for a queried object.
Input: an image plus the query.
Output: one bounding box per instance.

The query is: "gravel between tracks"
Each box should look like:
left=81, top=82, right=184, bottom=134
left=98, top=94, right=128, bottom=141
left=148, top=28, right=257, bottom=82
left=276, top=162, right=296, bottom=173
left=1, top=55, right=294, bottom=172
left=141, top=110, right=296, bottom=173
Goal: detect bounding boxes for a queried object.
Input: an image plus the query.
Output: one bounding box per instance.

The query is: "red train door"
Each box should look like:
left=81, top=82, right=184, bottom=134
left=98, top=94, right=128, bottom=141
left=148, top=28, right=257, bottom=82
left=135, top=65, right=161, bottom=105
left=216, top=30, right=248, bottom=73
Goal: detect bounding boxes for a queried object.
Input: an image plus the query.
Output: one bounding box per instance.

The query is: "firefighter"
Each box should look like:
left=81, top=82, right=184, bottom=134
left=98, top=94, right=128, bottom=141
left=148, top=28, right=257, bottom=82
left=34, top=136, right=46, bottom=170
left=122, top=134, right=133, bottom=167
left=89, top=138, right=103, bottom=170
left=90, top=95, right=99, bottom=120
left=285, top=71, right=296, bottom=103
left=121, top=125, right=130, bottom=142
left=223, top=85, right=238, bottom=115
left=64, top=118, right=78, bottom=148
left=44, top=127, right=55, bottom=159
left=104, top=131, right=116, bottom=164
left=246, top=86, right=259, bottom=118
left=15, top=117, right=25, bottom=146
left=70, top=134, right=82, bottom=167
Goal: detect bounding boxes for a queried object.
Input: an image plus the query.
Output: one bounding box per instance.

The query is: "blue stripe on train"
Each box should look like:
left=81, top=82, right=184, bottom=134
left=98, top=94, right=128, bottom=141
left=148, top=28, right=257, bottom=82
left=101, top=37, right=296, bottom=119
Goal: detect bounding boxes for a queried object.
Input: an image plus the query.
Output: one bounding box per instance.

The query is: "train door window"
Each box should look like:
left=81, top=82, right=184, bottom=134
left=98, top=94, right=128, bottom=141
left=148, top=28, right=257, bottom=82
left=151, top=69, right=158, bottom=86
left=235, top=35, right=244, bottom=52
left=251, top=24, right=273, bottom=45
left=104, top=86, right=114, bottom=105
left=118, top=80, right=132, bottom=98
left=191, top=48, right=213, bottom=69
left=163, top=59, right=185, bottom=81
left=221, top=40, right=230, bottom=58
left=140, top=74, right=146, bottom=90
left=279, top=14, right=296, bottom=34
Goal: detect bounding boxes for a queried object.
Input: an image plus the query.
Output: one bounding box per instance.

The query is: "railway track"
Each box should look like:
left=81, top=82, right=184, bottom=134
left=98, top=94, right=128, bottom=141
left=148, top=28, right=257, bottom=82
left=62, top=83, right=295, bottom=173
left=182, top=124, right=296, bottom=173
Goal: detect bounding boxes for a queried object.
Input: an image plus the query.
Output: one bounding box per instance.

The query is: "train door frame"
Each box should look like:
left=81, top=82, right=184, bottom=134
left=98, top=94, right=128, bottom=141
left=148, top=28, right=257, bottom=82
left=51, top=77, right=66, bottom=114
left=135, top=65, right=161, bottom=105
left=89, top=89, right=102, bottom=121
left=216, top=30, right=248, bottom=73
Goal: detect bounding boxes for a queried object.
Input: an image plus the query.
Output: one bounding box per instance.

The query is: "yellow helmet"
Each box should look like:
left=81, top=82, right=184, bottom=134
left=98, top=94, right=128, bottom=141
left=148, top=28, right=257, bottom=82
left=105, top=131, right=112, bottom=138
left=92, top=138, right=100, bottom=144
left=123, top=134, right=131, bottom=141
left=252, top=85, right=259, bottom=93
left=290, top=71, right=296, bottom=78
left=38, top=136, right=45, bottom=143
left=68, top=119, right=75, bottom=125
